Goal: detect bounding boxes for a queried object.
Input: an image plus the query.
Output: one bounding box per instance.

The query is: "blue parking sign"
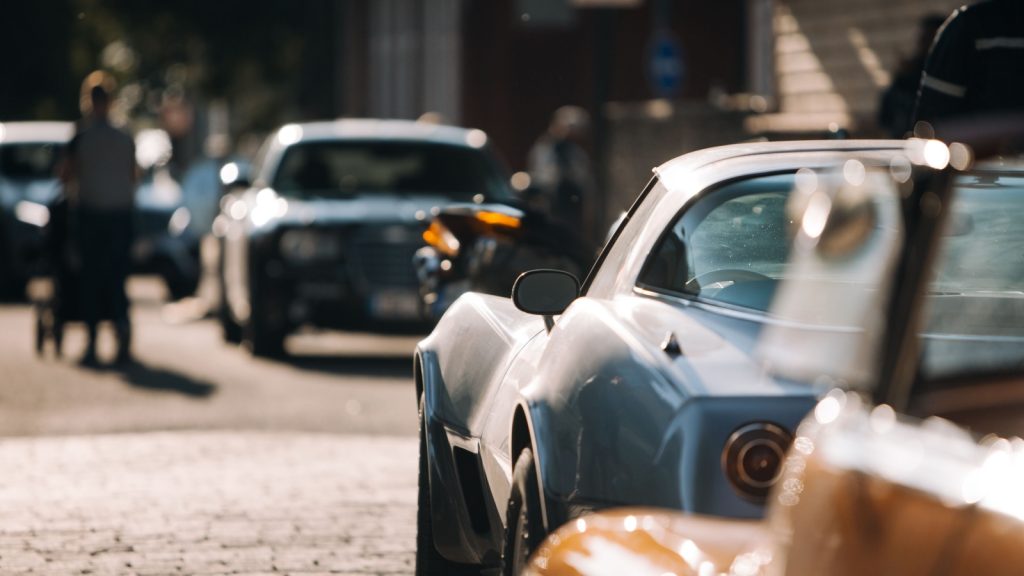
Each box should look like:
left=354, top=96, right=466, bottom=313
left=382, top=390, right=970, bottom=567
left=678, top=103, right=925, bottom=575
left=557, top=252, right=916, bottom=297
left=648, top=31, right=684, bottom=98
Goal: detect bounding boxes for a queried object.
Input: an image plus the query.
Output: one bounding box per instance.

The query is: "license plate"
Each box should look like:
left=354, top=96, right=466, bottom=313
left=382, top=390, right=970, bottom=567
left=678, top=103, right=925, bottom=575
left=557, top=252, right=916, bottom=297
left=370, top=290, right=421, bottom=320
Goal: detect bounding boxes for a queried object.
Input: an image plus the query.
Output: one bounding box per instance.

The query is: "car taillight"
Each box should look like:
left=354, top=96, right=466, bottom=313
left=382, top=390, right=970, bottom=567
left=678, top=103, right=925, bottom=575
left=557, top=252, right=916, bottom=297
left=722, top=422, right=792, bottom=502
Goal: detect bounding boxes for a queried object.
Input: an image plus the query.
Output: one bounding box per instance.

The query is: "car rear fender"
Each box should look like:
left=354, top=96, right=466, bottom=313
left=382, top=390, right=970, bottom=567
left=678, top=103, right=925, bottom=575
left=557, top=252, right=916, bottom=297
left=418, top=292, right=545, bottom=432
left=415, top=293, right=546, bottom=565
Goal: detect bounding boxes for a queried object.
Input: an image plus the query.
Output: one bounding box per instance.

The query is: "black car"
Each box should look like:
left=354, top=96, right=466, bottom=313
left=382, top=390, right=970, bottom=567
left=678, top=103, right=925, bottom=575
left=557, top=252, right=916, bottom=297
left=0, top=123, right=200, bottom=301
left=216, top=119, right=514, bottom=356
left=0, top=122, right=72, bottom=299
left=414, top=199, right=589, bottom=318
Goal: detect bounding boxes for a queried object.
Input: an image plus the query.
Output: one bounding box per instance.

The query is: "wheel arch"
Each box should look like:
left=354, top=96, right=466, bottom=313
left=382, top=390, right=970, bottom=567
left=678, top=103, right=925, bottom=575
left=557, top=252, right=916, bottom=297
left=510, top=400, right=553, bottom=532
left=414, top=349, right=425, bottom=400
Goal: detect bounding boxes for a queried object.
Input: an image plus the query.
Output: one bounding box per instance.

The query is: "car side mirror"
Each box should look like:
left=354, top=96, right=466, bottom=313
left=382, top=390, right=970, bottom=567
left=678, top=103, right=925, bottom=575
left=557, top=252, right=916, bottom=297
left=512, top=269, right=579, bottom=321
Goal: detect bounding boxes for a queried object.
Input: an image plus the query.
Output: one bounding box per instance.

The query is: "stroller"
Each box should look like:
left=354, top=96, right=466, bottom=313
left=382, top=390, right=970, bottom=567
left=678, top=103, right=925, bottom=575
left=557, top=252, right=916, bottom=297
left=34, top=193, right=117, bottom=357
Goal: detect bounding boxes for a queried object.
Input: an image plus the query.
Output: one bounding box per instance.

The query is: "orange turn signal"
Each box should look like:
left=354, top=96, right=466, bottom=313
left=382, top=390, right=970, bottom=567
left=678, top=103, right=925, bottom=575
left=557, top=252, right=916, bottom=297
left=423, top=220, right=461, bottom=257
left=475, top=210, right=522, bottom=229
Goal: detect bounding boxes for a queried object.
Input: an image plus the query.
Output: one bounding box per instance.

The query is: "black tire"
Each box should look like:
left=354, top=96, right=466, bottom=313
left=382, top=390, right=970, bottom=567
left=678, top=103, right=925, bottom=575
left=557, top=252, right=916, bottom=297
left=0, top=233, right=27, bottom=302
left=0, top=272, right=28, bottom=302
left=218, top=283, right=242, bottom=344
left=162, top=265, right=200, bottom=302
left=503, top=447, right=545, bottom=576
left=416, top=395, right=479, bottom=576
left=244, top=310, right=285, bottom=357
left=219, top=304, right=242, bottom=343
left=216, top=240, right=242, bottom=343
left=244, top=275, right=286, bottom=357
left=34, top=306, right=45, bottom=357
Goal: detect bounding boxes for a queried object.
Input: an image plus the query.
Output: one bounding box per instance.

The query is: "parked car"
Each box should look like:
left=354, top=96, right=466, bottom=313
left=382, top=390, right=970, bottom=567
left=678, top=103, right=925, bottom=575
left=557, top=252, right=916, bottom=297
left=216, top=119, right=513, bottom=355
left=414, top=139, right=927, bottom=574
left=0, top=123, right=200, bottom=301
left=0, top=121, right=73, bottom=299
left=414, top=196, right=590, bottom=319
left=128, top=128, right=202, bottom=301
left=524, top=129, right=1024, bottom=576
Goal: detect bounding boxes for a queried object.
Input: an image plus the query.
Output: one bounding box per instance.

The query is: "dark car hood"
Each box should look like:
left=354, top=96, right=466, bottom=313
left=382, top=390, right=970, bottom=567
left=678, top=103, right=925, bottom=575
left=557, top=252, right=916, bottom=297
left=276, top=194, right=452, bottom=226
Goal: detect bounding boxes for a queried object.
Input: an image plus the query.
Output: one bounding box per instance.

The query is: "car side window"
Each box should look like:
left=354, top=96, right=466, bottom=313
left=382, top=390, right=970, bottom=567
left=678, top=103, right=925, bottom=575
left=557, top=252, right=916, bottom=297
left=639, top=173, right=795, bottom=311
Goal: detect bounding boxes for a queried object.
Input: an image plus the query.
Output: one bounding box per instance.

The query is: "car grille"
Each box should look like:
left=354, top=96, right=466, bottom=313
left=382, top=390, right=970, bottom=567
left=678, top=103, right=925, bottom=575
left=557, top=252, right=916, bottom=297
left=351, top=227, right=422, bottom=288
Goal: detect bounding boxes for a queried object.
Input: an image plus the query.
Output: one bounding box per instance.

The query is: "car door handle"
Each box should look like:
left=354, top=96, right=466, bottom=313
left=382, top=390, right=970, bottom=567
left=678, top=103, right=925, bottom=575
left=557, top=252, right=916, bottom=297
left=660, top=331, right=683, bottom=358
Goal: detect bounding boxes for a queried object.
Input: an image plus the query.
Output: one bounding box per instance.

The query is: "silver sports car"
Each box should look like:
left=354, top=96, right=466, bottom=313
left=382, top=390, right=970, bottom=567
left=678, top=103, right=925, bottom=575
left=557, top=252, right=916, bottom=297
left=414, top=140, right=916, bottom=574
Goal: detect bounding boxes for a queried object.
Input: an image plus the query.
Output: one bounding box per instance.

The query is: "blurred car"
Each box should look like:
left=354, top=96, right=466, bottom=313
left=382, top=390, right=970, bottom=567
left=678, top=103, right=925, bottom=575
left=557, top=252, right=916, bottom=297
left=182, top=153, right=252, bottom=239
left=215, top=119, right=513, bottom=356
left=0, top=121, right=73, bottom=298
left=131, top=128, right=201, bottom=301
left=0, top=123, right=200, bottom=301
left=414, top=196, right=590, bottom=319
left=413, top=140, right=930, bottom=574
left=524, top=130, right=1024, bottom=576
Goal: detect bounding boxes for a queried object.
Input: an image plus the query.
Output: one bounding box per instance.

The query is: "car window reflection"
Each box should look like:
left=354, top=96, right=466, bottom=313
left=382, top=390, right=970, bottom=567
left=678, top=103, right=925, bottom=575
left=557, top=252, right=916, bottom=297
left=639, top=173, right=795, bottom=311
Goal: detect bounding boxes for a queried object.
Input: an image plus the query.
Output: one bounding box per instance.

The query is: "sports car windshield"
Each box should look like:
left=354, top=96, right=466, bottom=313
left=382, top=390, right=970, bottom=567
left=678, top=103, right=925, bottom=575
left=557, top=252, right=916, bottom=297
left=272, top=141, right=512, bottom=202
left=920, top=168, right=1024, bottom=378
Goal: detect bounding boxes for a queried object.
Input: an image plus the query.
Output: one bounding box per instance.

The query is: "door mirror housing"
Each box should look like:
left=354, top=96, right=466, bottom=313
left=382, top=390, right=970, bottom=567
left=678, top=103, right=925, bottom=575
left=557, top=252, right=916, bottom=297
left=512, top=269, right=579, bottom=316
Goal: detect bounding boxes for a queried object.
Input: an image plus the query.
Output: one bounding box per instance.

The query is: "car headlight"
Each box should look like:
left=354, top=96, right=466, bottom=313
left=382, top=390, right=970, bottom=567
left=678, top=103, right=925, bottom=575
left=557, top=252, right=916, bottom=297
left=279, top=229, right=342, bottom=261
left=722, top=422, right=792, bottom=502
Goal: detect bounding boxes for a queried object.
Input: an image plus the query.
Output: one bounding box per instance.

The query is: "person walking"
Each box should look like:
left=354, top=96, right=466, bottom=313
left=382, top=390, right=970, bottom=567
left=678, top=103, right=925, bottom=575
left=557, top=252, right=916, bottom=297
left=914, top=0, right=1024, bottom=126
left=527, top=106, right=595, bottom=243
left=62, top=78, right=137, bottom=366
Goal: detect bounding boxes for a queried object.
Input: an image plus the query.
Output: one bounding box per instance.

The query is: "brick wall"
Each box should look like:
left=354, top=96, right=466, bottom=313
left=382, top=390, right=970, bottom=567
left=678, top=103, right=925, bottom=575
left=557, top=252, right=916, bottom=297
left=765, top=0, right=963, bottom=133
left=603, top=101, right=749, bottom=227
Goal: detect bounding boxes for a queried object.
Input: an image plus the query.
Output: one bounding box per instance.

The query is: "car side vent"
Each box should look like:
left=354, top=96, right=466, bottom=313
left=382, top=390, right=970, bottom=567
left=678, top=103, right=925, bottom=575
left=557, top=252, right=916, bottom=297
left=452, top=447, right=490, bottom=535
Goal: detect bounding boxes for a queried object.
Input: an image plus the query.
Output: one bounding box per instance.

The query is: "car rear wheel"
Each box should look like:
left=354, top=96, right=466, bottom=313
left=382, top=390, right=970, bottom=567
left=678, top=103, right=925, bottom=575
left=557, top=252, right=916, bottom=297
left=244, top=290, right=286, bottom=357
left=416, top=395, right=480, bottom=576
left=503, top=447, right=544, bottom=576
left=219, top=302, right=242, bottom=344
left=0, top=259, right=28, bottom=301
left=245, top=312, right=285, bottom=357
left=218, top=280, right=242, bottom=344
left=159, top=259, right=200, bottom=302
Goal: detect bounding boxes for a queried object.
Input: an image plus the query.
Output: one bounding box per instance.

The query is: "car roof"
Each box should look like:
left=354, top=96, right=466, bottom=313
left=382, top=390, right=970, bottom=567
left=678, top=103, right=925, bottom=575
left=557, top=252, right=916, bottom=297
left=655, top=139, right=906, bottom=182
left=281, top=119, right=488, bottom=148
left=0, top=121, right=75, bottom=144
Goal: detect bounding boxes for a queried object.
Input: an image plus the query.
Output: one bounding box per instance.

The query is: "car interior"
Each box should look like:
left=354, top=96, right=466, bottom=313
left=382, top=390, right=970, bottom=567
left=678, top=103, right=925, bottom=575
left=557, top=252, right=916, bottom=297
left=638, top=173, right=795, bottom=312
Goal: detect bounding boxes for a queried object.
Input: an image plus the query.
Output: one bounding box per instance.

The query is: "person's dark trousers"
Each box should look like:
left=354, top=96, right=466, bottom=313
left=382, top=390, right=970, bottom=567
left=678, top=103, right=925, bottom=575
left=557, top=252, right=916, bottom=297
left=78, top=207, right=133, bottom=362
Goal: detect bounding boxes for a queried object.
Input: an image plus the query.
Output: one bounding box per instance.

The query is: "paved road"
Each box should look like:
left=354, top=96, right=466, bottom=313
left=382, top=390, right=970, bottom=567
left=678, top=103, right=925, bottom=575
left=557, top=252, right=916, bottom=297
left=0, top=279, right=425, bottom=574
left=0, top=432, right=416, bottom=575
left=0, top=278, right=420, bottom=437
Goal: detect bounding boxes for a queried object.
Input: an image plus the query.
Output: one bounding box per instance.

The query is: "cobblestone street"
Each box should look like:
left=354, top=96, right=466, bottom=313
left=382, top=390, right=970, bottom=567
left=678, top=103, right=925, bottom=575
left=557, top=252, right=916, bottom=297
left=0, top=432, right=417, bottom=575
left=0, top=279, right=423, bottom=575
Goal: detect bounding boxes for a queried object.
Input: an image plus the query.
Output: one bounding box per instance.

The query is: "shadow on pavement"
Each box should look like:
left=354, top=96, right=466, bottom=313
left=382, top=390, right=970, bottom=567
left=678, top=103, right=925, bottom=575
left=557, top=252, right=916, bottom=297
left=108, top=360, right=218, bottom=398
left=282, top=354, right=414, bottom=380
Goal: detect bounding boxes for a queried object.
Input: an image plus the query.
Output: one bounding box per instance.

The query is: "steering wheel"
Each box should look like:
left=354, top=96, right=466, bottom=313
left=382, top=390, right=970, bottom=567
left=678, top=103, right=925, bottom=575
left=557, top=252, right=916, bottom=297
left=684, top=269, right=772, bottom=293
